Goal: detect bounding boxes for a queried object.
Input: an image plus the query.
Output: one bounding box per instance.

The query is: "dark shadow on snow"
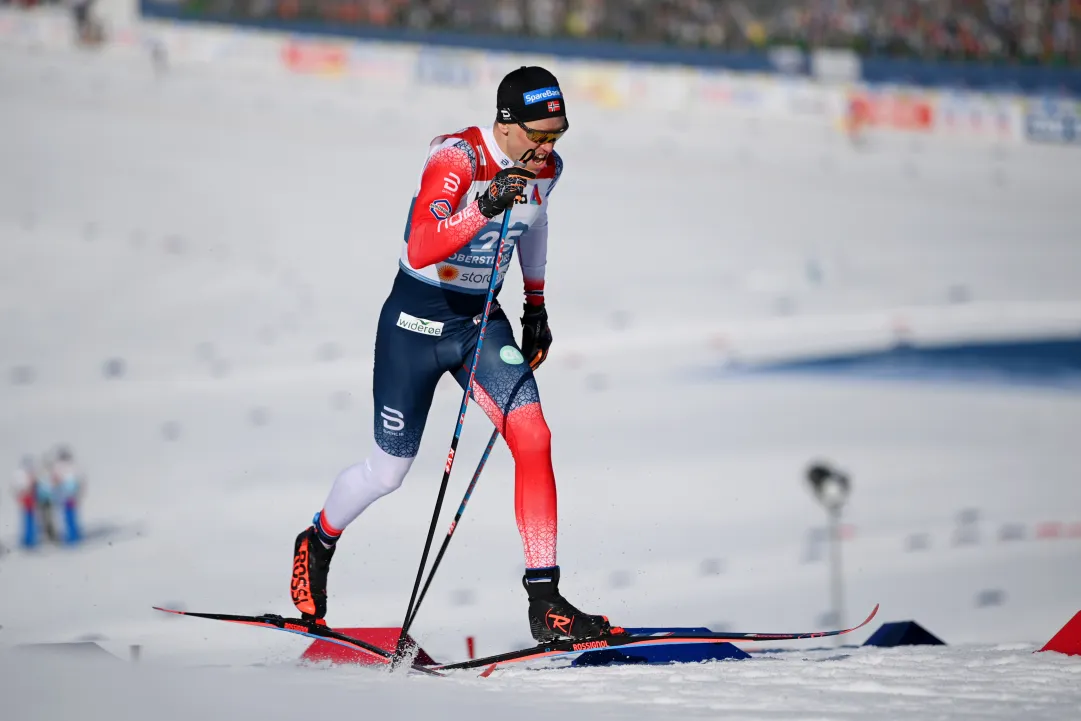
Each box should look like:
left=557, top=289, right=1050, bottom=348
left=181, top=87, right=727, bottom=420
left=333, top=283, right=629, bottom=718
left=700, top=337, right=1081, bottom=391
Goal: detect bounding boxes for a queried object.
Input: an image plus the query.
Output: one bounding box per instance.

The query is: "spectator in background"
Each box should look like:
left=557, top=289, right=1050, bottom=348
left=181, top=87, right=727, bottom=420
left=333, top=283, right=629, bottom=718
left=12, top=455, right=42, bottom=548
left=37, top=451, right=60, bottom=544
left=50, top=445, right=84, bottom=544
left=70, top=0, right=105, bottom=45
left=10, top=448, right=85, bottom=549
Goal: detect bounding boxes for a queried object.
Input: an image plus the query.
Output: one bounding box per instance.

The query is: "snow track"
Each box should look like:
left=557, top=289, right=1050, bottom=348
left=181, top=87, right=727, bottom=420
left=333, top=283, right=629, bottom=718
left=4, top=644, right=1079, bottom=720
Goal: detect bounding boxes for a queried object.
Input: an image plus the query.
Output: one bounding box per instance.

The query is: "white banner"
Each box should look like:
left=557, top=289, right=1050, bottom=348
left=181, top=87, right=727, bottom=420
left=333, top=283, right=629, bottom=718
left=0, top=6, right=75, bottom=50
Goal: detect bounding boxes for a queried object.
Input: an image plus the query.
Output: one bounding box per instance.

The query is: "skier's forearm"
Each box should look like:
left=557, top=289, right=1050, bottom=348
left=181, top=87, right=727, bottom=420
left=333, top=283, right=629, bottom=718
left=517, top=212, right=548, bottom=305
left=523, top=277, right=545, bottom=306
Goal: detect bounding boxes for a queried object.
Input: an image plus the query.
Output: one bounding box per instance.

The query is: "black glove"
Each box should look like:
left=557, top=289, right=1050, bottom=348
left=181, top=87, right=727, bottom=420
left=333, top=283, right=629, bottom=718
left=477, top=167, right=536, bottom=219
left=520, top=302, right=553, bottom=369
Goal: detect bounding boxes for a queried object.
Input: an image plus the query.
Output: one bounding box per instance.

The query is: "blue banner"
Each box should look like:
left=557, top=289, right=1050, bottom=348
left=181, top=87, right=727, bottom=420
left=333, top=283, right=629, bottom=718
left=1024, top=97, right=1081, bottom=145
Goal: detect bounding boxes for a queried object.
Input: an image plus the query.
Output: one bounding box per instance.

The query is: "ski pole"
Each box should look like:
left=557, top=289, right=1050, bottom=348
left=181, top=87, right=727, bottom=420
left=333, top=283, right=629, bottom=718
left=406, top=351, right=543, bottom=631
left=406, top=426, right=499, bottom=631
left=393, top=205, right=515, bottom=665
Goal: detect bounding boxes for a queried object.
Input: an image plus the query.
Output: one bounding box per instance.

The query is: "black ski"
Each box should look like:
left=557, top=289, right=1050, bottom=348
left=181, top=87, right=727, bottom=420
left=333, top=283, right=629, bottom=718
left=431, top=603, right=880, bottom=672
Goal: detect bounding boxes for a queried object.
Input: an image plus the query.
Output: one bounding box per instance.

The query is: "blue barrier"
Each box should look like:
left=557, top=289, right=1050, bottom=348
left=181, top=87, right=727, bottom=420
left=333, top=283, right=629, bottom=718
left=864, top=621, right=946, bottom=647
left=861, top=57, right=1081, bottom=96
left=572, top=628, right=750, bottom=667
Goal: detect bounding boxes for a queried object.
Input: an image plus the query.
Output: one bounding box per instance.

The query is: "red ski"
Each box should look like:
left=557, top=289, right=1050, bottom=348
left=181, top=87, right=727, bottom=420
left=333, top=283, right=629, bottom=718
left=152, top=607, right=443, bottom=676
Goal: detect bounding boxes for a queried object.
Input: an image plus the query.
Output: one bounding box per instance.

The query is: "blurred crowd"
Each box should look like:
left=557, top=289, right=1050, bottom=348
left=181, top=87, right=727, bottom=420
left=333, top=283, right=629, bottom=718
left=161, top=0, right=1081, bottom=64
left=5, top=0, right=1078, bottom=63
left=10, top=445, right=85, bottom=549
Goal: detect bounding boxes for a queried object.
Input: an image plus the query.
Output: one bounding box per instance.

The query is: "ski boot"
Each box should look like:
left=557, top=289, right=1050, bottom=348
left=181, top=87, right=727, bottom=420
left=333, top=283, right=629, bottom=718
left=291, top=524, right=336, bottom=620
left=523, top=566, right=620, bottom=642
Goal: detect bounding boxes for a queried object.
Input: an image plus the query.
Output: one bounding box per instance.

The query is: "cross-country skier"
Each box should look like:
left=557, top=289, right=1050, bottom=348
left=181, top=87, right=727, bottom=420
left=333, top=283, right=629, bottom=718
left=291, top=66, right=617, bottom=643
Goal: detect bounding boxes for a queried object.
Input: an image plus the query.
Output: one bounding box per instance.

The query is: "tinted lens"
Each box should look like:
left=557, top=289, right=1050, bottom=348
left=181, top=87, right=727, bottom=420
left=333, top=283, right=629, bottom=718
left=521, top=121, right=568, bottom=144
left=526, top=129, right=562, bottom=143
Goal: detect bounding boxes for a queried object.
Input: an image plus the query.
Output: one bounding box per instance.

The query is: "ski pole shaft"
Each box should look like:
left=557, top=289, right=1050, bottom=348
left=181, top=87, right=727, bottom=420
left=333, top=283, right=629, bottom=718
left=406, top=351, right=542, bottom=630
left=394, top=206, right=514, bottom=663
left=406, top=426, right=499, bottom=630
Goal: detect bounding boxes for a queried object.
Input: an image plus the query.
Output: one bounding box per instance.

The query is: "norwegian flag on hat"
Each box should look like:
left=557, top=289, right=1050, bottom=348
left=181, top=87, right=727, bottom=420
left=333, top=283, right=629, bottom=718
left=547, top=100, right=561, bottom=112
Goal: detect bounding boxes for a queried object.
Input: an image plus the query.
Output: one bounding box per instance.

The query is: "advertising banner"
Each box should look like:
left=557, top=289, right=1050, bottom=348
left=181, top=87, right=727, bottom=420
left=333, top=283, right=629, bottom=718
left=557, top=62, right=633, bottom=110
left=0, top=6, right=73, bottom=50
left=847, top=88, right=935, bottom=132
left=778, top=77, right=844, bottom=122
left=148, top=21, right=281, bottom=69
left=414, top=46, right=478, bottom=88
left=936, top=90, right=1022, bottom=142
left=1023, top=97, right=1081, bottom=146
left=623, top=63, right=696, bottom=113
left=281, top=39, right=350, bottom=75
left=695, top=69, right=768, bottom=114
left=348, top=43, right=414, bottom=83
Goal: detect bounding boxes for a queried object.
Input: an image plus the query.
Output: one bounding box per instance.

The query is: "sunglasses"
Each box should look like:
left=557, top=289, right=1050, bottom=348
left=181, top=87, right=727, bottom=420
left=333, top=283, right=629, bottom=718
left=509, top=113, right=570, bottom=145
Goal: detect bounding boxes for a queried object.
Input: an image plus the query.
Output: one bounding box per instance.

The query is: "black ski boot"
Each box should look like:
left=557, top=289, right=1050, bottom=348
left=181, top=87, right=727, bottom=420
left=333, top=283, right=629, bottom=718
left=291, top=525, right=336, bottom=620
left=523, top=567, right=618, bottom=642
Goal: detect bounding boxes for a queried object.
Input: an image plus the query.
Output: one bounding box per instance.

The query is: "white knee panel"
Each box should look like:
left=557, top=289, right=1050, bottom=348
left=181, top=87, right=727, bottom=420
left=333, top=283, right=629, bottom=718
left=320, top=446, right=414, bottom=532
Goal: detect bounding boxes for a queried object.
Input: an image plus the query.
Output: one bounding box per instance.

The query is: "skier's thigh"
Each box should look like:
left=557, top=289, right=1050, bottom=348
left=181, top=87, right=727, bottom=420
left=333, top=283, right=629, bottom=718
left=454, top=315, right=540, bottom=428
left=372, top=309, right=445, bottom=458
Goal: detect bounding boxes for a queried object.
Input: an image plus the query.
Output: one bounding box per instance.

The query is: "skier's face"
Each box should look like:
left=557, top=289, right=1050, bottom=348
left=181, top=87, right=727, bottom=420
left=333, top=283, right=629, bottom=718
left=503, top=116, right=568, bottom=170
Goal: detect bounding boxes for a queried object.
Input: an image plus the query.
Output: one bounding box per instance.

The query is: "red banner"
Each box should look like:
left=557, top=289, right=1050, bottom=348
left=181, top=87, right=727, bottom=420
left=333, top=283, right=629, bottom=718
left=848, top=91, right=934, bottom=132
left=281, top=41, right=349, bottom=75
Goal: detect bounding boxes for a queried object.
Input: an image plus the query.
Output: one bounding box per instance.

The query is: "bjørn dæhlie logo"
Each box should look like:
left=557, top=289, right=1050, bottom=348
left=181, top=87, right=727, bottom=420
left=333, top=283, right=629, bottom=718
left=523, top=87, right=561, bottom=106
left=380, top=406, right=405, bottom=433
left=429, top=198, right=453, bottom=220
